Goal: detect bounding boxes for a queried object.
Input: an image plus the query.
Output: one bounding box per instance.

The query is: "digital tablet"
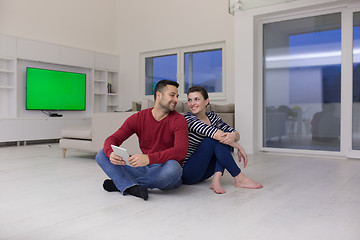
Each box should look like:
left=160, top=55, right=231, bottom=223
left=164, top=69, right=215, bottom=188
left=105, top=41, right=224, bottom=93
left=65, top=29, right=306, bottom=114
left=111, top=145, right=129, bottom=165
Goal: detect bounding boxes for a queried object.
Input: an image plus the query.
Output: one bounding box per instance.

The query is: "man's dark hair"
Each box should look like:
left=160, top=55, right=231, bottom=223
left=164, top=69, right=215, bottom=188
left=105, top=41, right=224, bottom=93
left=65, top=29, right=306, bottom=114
left=187, top=86, right=209, bottom=100
left=153, top=80, right=179, bottom=101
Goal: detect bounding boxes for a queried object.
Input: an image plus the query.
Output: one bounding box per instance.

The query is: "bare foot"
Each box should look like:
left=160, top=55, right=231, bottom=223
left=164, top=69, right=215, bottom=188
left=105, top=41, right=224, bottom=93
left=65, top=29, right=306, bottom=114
left=210, top=182, right=226, bottom=194
left=210, top=172, right=226, bottom=194
left=234, top=173, right=263, bottom=189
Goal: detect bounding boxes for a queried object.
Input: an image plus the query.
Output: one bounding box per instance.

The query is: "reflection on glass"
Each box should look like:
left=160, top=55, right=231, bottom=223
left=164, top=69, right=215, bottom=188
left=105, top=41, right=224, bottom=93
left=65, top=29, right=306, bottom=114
left=353, top=12, right=360, bottom=150
left=184, top=49, right=222, bottom=93
left=263, top=13, right=341, bottom=151
left=145, top=55, right=177, bottom=95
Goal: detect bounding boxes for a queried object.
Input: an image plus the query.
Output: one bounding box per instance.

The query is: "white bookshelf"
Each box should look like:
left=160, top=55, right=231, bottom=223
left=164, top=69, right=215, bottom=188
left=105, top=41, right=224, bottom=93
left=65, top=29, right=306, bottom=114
left=0, top=57, right=16, bottom=118
left=107, top=71, right=119, bottom=112
left=93, top=69, right=118, bottom=113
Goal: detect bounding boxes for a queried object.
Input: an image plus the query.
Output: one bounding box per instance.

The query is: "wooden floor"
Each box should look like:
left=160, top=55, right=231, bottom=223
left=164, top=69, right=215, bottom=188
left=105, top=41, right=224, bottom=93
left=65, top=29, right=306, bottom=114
left=1, top=143, right=359, bottom=240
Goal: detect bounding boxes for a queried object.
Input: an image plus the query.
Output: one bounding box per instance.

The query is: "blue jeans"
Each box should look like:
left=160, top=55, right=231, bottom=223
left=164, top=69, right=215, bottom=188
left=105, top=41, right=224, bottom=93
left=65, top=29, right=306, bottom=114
left=182, top=138, right=241, bottom=185
left=96, top=150, right=183, bottom=194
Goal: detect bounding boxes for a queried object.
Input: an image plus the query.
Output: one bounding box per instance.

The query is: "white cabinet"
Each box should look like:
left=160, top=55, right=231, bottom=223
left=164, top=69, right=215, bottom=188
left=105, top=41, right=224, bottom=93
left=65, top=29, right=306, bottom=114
left=93, top=69, right=118, bottom=113
left=0, top=57, right=16, bottom=118
left=22, top=118, right=90, bottom=141
left=0, top=119, right=22, bottom=142
left=0, top=118, right=90, bottom=143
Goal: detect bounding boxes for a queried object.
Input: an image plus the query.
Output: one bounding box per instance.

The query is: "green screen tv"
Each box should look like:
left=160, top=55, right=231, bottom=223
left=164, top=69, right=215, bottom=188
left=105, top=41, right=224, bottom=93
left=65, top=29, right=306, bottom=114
left=26, top=67, right=86, bottom=111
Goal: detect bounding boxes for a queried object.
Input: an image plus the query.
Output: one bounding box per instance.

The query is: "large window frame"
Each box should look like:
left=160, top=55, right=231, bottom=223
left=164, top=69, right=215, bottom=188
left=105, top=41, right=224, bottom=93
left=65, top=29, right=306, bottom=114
left=257, top=4, right=360, bottom=157
left=140, top=42, right=226, bottom=101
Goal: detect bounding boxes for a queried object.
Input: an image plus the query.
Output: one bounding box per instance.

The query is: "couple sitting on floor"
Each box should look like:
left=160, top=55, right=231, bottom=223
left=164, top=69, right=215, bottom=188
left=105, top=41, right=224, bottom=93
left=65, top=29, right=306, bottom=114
left=96, top=80, right=263, bottom=201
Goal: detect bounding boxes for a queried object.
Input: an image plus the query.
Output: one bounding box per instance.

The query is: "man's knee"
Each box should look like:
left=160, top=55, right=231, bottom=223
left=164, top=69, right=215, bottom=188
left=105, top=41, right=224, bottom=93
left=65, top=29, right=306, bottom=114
left=158, top=160, right=182, bottom=189
left=162, top=160, right=182, bottom=179
left=96, top=149, right=107, bottom=165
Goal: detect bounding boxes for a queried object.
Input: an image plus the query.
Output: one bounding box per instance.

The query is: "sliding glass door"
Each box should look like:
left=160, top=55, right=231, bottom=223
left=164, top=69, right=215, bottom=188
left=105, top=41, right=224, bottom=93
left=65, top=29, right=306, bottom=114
left=263, top=13, right=341, bottom=152
left=352, top=11, right=360, bottom=154
left=262, top=6, right=360, bottom=157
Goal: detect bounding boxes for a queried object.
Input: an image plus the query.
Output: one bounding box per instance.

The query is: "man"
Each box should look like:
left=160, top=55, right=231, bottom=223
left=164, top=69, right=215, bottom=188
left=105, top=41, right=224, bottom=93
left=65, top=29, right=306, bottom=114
left=96, top=80, right=188, bottom=200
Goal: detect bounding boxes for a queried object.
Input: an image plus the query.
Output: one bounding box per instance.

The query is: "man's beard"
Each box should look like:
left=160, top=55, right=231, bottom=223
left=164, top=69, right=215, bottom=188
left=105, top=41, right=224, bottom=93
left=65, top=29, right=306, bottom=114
left=160, top=100, right=176, bottom=112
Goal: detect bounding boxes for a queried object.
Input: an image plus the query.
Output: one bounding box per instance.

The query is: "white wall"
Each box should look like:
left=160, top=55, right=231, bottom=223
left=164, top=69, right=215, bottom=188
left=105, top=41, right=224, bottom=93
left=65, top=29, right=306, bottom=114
left=0, top=0, right=235, bottom=111
left=116, top=0, right=235, bottom=110
left=0, top=0, right=117, bottom=55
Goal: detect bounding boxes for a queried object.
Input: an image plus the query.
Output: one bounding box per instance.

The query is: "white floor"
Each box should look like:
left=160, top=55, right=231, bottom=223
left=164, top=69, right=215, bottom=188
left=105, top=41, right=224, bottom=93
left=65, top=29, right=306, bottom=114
left=1, top=143, right=359, bottom=240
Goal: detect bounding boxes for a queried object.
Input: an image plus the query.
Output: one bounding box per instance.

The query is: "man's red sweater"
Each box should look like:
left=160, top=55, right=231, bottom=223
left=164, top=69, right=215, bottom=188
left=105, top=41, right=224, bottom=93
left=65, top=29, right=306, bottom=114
left=103, top=108, right=188, bottom=165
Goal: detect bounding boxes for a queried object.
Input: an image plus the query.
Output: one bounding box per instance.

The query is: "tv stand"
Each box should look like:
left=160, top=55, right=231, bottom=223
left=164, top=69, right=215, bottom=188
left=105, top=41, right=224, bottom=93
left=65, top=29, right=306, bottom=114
left=41, top=110, right=63, bottom=117
left=50, top=113, right=63, bottom=117
left=0, top=117, right=90, bottom=143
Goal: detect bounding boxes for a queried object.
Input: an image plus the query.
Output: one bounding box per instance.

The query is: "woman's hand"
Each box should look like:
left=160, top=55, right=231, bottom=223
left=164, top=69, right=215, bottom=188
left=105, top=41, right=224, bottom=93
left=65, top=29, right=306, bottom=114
left=236, top=145, right=248, bottom=168
left=219, top=132, right=237, bottom=145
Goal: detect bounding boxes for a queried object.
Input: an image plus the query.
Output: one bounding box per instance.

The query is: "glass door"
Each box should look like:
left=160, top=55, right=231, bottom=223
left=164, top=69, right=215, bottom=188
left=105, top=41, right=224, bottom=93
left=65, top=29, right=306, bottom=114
left=262, top=13, right=342, bottom=152
left=349, top=10, right=360, bottom=158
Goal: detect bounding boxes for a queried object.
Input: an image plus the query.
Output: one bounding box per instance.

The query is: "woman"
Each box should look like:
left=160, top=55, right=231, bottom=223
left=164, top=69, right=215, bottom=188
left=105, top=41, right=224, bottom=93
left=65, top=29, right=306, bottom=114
left=182, top=86, right=263, bottom=194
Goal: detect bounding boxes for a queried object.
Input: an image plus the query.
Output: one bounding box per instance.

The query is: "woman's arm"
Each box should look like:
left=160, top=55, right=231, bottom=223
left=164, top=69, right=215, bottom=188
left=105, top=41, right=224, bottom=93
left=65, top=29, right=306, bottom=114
left=232, top=142, right=248, bottom=168
left=213, top=130, right=247, bottom=167
left=213, top=129, right=226, bottom=141
left=213, top=130, right=240, bottom=145
left=186, top=112, right=240, bottom=146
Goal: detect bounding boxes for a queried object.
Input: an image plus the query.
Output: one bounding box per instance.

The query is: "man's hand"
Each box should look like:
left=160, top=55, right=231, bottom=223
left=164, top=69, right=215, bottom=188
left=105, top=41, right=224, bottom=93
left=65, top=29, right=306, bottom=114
left=109, top=152, right=126, bottom=165
left=128, top=154, right=150, bottom=167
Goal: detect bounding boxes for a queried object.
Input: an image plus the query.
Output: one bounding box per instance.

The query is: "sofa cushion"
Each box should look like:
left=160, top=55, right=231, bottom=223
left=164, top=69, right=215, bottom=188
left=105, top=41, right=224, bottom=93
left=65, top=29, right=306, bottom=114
left=132, top=101, right=142, bottom=111
left=217, top=113, right=234, bottom=129
left=183, top=102, right=210, bottom=113
left=92, top=112, right=140, bottom=155
left=175, top=101, right=184, bottom=113
left=210, top=103, right=235, bottom=113
left=141, top=99, right=184, bottom=112
left=183, top=102, right=190, bottom=113
left=61, top=126, right=92, bottom=140
left=59, top=138, right=93, bottom=151
left=139, top=99, right=234, bottom=115
left=141, top=99, right=155, bottom=110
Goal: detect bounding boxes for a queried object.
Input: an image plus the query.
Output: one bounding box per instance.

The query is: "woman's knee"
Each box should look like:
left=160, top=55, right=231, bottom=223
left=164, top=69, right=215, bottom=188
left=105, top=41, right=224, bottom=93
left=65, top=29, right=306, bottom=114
left=214, top=141, right=232, bottom=152
left=182, top=174, right=198, bottom=185
left=202, top=137, right=218, bottom=146
left=182, top=166, right=202, bottom=185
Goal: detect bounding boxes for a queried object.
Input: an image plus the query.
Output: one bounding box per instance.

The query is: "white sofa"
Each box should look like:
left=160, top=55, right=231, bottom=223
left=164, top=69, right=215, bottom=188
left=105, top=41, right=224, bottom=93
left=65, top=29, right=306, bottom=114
left=60, top=100, right=235, bottom=158
left=60, top=112, right=140, bottom=158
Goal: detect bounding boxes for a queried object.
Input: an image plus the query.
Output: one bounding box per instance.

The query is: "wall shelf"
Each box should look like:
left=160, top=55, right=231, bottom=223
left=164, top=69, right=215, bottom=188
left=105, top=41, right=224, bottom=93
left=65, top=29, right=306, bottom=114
left=0, top=86, right=15, bottom=89
left=92, top=69, right=119, bottom=113
left=0, top=57, right=16, bottom=118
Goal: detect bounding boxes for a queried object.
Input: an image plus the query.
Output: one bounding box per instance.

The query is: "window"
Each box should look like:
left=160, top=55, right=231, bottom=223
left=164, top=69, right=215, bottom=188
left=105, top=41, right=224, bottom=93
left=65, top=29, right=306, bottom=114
left=145, top=54, right=177, bottom=95
left=141, top=42, right=225, bottom=99
left=184, top=49, right=222, bottom=92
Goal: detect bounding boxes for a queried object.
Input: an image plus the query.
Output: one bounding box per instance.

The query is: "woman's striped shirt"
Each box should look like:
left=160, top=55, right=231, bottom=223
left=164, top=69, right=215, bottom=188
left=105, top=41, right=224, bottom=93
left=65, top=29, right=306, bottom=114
left=183, top=111, right=235, bottom=165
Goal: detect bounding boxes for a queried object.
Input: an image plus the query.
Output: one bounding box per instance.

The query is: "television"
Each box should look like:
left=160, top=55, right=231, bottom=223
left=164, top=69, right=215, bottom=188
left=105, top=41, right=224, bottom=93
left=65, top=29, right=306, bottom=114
left=26, top=67, right=86, bottom=111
